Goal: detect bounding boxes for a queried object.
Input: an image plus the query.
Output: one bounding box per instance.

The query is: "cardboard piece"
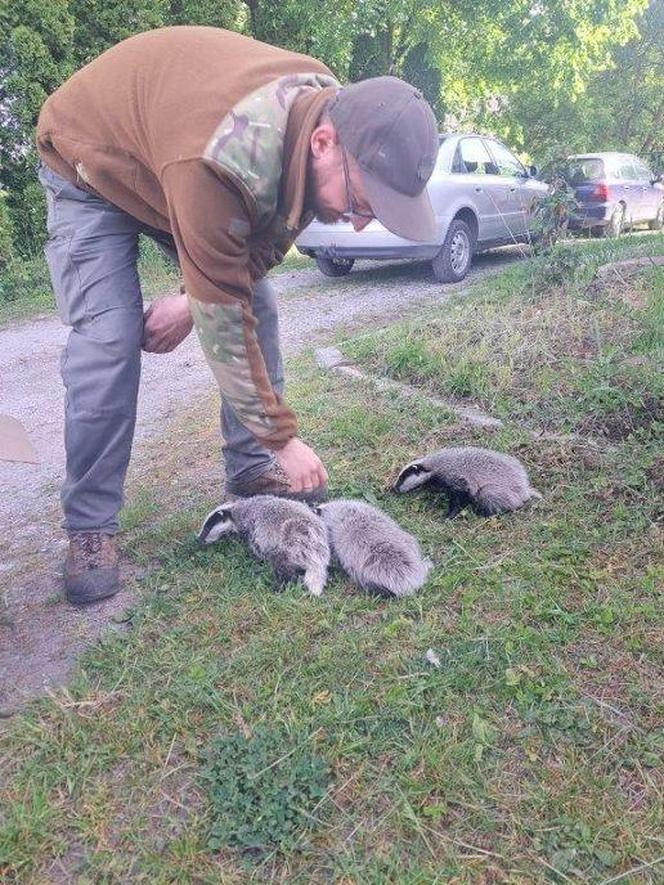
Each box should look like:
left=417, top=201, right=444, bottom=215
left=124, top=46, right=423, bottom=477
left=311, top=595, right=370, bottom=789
left=0, top=414, right=38, bottom=463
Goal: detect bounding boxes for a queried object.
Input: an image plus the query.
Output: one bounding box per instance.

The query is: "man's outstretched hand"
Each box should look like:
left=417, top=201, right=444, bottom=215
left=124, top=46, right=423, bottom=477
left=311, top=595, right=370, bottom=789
left=142, top=293, right=193, bottom=353
left=275, top=437, right=328, bottom=493
left=141, top=298, right=326, bottom=491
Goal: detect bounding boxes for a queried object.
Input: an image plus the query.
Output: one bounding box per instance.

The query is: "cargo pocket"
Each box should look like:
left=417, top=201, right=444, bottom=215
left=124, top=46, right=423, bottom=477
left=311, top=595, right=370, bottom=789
left=44, top=235, right=86, bottom=327
left=39, top=165, right=86, bottom=326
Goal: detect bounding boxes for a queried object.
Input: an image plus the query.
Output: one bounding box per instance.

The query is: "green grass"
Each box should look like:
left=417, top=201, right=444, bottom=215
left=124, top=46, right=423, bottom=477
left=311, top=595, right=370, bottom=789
left=269, top=245, right=314, bottom=275
left=345, top=234, right=664, bottom=440
left=0, top=254, right=56, bottom=325
left=1, top=237, right=663, bottom=882
left=134, top=237, right=182, bottom=299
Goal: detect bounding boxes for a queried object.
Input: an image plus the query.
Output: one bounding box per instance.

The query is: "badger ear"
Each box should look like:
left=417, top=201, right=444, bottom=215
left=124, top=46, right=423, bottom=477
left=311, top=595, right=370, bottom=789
left=393, top=462, right=432, bottom=492
left=197, top=506, right=235, bottom=545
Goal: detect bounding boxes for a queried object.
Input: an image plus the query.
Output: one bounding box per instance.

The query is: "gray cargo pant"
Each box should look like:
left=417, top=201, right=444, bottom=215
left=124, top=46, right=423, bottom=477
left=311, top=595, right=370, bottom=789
left=39, top=164, right=280, bottom=533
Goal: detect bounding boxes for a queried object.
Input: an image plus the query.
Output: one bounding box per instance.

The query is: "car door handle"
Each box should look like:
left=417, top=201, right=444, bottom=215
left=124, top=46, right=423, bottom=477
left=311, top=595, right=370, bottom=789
left=509, top=187, right=517, bottom=192
left=624, top=186, right=631, bottom=190
left=474, top=187, right=483, bottom=193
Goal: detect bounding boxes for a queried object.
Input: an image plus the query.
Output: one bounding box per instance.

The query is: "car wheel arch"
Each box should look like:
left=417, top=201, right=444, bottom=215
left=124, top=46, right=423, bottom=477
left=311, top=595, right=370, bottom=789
left=452, top=207, right=479, bottom=244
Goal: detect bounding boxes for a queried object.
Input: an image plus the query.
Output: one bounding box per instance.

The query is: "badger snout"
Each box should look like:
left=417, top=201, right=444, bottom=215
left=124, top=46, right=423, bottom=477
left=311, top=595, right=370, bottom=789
left=393, top=462, right=432, bottom=493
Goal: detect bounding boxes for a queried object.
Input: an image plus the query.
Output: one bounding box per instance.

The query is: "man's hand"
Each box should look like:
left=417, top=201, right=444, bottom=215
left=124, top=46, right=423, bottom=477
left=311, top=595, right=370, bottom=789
left=142, top=293, right=193, bottom=353
left=275, top=437, right=328, bottom=493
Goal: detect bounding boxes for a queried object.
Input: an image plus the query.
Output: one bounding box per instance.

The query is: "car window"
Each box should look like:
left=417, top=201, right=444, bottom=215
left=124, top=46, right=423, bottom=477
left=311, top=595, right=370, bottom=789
left=617, top=160, right=638, bottom=181
left=633, top=160, right=652, bottom=179
left=453, top=137, right=496, bottom=175
left=486, top=140, right=526, bottom=177
left=565, top=158, right=605, bottom=184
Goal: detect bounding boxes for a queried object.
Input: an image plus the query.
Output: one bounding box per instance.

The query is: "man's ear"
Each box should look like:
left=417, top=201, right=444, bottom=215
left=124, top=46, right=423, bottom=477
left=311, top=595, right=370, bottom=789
left=310, top=121, right=339, bottom=159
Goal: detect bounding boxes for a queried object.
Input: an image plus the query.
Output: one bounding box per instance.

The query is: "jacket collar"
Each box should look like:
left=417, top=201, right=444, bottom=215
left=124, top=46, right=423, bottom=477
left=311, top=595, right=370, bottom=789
left=280, top=85, right=338, bottom=232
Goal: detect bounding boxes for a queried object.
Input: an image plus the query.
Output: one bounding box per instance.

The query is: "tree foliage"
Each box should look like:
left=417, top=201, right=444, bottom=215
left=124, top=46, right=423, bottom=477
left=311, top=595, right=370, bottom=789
left=0, top=0, right=75, bottom=254
left=586, top=0, right=664, bottom=158
left=0, top=0, right=661, bottom=258
left=0, top=187, right=15, bottom=267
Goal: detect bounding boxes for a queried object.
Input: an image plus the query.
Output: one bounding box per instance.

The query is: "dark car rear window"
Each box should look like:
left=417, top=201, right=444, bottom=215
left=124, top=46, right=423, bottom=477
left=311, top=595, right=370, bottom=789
left=564, top=158, right=605, bottom=184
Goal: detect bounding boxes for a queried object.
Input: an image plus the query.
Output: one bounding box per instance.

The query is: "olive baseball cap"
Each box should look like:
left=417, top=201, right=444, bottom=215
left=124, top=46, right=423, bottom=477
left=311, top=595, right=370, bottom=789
left=328, top=76, right=438, bottom=242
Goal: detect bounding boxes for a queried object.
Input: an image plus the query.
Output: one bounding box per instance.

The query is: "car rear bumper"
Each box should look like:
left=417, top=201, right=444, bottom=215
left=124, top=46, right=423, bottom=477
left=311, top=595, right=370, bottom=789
left=297, top=243, right=439, bottom=260
left=568, top=204, right=612, bottom=229
left=296, top=221, right=441, bottom=260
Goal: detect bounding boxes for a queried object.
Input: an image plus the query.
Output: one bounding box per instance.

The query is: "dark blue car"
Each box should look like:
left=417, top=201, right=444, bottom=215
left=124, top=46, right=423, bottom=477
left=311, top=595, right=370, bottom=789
left=563, top=152, right=664, bottom=237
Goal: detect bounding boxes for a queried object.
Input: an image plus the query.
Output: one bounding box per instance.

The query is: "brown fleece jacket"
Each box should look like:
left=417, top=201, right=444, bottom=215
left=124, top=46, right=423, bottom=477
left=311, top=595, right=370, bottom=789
left=36, top=26, right=337, bottom=448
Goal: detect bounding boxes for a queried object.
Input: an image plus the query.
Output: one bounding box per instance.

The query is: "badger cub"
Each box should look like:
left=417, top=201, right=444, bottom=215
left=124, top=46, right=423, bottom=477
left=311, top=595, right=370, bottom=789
left=198, top=495, right=330, bottom=597
left=317, top=499, right=431, bottom=597
left=394, top=446, right=541, bottom=518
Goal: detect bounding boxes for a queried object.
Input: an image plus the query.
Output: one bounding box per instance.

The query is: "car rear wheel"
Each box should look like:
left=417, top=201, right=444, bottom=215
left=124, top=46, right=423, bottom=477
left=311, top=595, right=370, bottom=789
left=432, top=219, right=474, bottom=283
left=649, top=203, right=664, bottom=231
left=315, top=255, right=355, bottom=277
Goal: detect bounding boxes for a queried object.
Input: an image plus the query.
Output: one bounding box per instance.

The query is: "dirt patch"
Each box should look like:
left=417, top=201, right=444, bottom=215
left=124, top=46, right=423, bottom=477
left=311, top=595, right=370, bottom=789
left=43, top=841, right=92, bottom=884
left=602, top=281, right=651, bottom=310
left=645, top=456, right=664, bottom=493
left=145, top=761, right=204, bottom=853
left=565, top=638, right=664, bottom=720
left=0, top=541, right=142, bottom=715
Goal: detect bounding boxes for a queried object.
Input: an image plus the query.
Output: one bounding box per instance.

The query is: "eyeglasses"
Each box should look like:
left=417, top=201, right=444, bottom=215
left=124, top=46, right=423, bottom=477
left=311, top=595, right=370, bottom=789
left=341, top=146, right=374, bottom=221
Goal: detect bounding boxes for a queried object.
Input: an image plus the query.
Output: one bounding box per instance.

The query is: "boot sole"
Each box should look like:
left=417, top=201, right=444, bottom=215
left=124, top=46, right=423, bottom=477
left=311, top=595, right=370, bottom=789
left=65, top=568, right=120, bottom=605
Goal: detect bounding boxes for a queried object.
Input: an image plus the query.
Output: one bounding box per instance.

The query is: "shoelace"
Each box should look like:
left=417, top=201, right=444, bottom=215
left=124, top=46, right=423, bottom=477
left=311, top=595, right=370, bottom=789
left=77, top=532, right=103, bottom=555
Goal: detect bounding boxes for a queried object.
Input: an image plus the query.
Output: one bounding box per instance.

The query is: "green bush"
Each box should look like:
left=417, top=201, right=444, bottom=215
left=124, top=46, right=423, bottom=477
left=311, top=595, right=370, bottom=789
left=0, top=254, right=52, bottom=305
left=529, top=241, right=589, bottom=290
left=0, top=189, right=15, bottom=268
left=7, top=174, right=48, bottom=258
left=530, top=171, right=579, bottom=252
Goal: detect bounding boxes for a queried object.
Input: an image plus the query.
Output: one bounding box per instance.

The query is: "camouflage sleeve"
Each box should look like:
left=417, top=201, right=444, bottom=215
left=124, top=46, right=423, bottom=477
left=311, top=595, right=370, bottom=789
left=161, top=160, right=297, bottom=448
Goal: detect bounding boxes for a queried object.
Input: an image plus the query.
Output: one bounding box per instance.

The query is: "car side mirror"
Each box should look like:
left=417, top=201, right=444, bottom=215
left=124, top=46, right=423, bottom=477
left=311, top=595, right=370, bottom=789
left=651, top=173, right=663, bottom=184
left=528, top=165, right=539, bottom=178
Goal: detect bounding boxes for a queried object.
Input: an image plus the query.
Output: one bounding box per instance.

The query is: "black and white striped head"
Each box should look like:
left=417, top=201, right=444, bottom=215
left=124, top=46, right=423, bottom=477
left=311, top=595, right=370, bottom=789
left=393, top=460, right=435, bottom=493
left=197, top=504, right=238, bottom=545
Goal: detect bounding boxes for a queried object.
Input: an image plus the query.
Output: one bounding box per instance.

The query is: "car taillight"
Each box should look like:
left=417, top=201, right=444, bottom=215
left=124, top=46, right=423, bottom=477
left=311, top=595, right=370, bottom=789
left=590, top=183, right=609, bottom=201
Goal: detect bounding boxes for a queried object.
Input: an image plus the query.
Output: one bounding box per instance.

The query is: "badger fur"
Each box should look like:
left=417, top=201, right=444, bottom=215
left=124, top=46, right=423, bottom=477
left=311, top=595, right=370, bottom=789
left=394, top=446, right=542, bottom=518
left=198, top=495, right=330, bottom=596
left=317, top=499, right=431, bottom=597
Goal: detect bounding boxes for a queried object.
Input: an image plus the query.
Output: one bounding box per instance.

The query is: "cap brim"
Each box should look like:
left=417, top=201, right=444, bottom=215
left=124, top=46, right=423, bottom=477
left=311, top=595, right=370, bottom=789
left=360, top=169, right=437, bottom=242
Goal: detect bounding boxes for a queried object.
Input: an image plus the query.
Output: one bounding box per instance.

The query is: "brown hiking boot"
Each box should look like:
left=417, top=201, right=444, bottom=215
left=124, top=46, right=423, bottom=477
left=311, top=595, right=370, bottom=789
left=225, top=462, right=327, bottom=503
left=64, top=532, right=120, bottom=605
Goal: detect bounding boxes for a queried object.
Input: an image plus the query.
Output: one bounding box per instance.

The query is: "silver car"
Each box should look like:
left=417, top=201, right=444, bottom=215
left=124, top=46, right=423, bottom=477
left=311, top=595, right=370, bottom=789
left=296, top=133, right=549, bottom=282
